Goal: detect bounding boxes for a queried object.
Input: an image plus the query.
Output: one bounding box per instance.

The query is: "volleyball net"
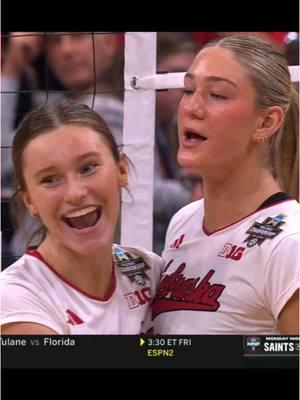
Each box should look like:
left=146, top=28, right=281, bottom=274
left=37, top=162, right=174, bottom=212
left=1, top=32, right=299, bottom=263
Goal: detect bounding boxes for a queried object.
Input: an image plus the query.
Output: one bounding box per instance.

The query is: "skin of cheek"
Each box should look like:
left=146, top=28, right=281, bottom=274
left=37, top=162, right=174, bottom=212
left=177, top=100, right=259, bottom=174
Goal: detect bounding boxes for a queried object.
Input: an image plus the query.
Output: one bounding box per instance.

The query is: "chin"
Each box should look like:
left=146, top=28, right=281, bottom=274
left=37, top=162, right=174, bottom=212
left=67, top=236, right=112, bottom=256
left=178, top=153, right=203, bottom=170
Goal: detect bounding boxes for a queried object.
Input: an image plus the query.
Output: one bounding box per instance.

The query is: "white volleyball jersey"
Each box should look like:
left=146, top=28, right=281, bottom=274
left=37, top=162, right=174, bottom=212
left=0, top=245, right=162, bottom=334
left=152, top=198, right=300, bottom=334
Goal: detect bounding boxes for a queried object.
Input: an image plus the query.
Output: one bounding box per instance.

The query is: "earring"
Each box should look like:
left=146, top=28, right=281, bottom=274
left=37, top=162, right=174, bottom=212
left=255, top=136, right=268, bottom=143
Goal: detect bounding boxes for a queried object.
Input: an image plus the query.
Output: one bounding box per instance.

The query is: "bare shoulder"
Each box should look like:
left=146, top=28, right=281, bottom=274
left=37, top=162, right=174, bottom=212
left=1, top=322, right=58, bottom=335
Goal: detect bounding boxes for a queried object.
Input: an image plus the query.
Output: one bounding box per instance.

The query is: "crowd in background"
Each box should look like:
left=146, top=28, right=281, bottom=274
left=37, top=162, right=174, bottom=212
left=1, top=31, right=299, bottom=267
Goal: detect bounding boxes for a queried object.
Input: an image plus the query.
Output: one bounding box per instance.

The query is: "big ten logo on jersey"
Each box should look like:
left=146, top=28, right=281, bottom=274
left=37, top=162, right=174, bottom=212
left=218, top=243, right=246, bottom=261
left=124, top=287, right=151, bottom=309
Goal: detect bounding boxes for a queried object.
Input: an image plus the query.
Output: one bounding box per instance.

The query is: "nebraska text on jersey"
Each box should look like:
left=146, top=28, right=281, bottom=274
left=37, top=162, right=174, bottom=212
left=153, top=198, right=300, bottom=334
left=152, top=261, right=225, bottom=318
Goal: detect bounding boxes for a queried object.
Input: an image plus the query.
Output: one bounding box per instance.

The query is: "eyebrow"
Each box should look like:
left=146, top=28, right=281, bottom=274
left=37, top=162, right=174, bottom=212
left=76, top=151, right=100, bottom=162
left=185, top=72, right=237, bottom=88
left=34, top=151, right=101, bottom=178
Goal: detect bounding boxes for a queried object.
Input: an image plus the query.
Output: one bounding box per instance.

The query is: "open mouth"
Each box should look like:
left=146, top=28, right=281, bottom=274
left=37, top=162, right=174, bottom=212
left=63, top=206, right=102, bottom=230
left=184, top=130, right=207, bottom=142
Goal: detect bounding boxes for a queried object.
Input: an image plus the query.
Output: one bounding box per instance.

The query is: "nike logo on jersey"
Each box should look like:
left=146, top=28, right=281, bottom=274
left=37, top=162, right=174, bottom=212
left=66, top=309, right=84, bottom=325
left=152, top=260, right=225, bottom=318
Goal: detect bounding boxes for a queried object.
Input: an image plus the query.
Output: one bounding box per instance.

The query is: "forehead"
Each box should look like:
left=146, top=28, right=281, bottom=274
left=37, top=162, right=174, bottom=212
left=189, top=46, right=249, bottom=83
left=23, top=125, right=110, bottom=162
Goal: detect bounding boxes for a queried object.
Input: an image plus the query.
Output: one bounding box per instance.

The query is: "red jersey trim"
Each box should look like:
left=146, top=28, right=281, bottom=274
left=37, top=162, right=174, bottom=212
left=202, top=199, right=294, bottom=236
left=26, top=249, right=116, bottom=302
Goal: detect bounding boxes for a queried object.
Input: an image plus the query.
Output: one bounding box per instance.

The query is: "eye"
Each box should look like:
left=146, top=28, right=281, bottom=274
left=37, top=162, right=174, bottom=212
left=183, top=88, right=194, bottom=95
left=80, top=163, right=99, bottom=175
left=41, top=176, right=61, bottom=187
left=210, top=93, right=227, bottom=100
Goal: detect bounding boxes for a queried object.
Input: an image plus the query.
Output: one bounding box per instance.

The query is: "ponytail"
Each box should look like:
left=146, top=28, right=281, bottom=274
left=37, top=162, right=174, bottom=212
left=272, top=88, right=299, bottom=200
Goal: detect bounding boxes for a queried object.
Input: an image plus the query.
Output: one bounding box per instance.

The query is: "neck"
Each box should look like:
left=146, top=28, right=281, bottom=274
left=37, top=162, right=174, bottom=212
left=202, top=163, right=282, bottom=233
left=38, top=238, right=114, bottom=298
left=69, top=82, right=110, bottom=100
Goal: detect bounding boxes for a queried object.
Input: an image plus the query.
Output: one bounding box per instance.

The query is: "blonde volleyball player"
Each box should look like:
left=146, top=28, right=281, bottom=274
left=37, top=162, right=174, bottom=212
left=152, top=35, right=299, bottom=335
left=0, top=101, right=162, bottom=334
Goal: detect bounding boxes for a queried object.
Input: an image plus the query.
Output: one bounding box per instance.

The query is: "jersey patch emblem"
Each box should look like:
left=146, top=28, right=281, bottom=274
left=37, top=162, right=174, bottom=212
left=243, top=214, right=286, bottom=248
left=113, top=246, right=150, bottom=286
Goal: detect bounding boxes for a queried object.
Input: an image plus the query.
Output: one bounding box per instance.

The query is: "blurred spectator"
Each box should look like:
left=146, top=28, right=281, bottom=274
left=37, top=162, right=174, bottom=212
left=284, top=32, right=299, bottom=65
left=191, top=32, right=219, bottom=46
left=153, top=32, right=203, bottom=254
left=1, top=32, right=124, bottom=263
left=2, top=32, right=124, bottom=186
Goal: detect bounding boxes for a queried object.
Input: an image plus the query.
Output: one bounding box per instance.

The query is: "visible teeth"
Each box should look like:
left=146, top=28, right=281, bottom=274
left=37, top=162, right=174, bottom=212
left=65, top=206, right=98, bottom=218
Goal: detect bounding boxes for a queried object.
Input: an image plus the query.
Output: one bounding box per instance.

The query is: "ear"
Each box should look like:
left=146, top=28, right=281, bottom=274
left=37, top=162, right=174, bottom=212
left=21, top=190, right=38, bottom=217
left=117, top=153, right=128, bottom=188
left=253, top=106, right=284, bottom=142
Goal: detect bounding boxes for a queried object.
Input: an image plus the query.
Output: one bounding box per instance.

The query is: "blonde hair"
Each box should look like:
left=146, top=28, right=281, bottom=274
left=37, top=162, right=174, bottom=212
left=204, top=35, right=299, bottom=200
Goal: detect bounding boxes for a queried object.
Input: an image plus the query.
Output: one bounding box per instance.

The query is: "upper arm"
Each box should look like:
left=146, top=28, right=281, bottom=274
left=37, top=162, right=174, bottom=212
left=264, top=234, right=300, bottom=324
left=1, top=322, right=58, bottom=335
left=277, top=289, right=299, bottom=335
left=1, top=282, right=65, bottom=334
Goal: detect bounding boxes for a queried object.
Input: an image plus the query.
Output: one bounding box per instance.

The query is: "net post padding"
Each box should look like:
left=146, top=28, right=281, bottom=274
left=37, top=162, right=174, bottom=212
left=121, top=32, right=157, bottom=250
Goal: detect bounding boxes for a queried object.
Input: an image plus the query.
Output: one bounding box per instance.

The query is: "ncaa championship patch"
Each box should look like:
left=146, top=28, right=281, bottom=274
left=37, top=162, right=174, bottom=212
left=113, top=246, right=150, bottom=286
left=244, top=214, right=286, bottom=248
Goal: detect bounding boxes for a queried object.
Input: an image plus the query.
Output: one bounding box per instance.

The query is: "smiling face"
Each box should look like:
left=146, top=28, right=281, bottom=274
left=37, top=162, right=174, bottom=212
left=21, top=125, right=127, bottom=256
left=177, top=46, right=262, bottom=178
left=47, top=33, right=118, bottom=91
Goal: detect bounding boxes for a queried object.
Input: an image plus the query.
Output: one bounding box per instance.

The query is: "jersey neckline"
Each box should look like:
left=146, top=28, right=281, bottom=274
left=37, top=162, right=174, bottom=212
left=26, top=249, right=116, bottom=302
left=202, top=196, right=294, bottom=237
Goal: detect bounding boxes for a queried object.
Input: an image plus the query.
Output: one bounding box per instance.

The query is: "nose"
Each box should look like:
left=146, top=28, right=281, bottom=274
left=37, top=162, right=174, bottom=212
left=184, top=93, right=205, bottom=119
left=59, top=36, right=75, bottom=55
left=63, top=178, right=88, bottom=205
